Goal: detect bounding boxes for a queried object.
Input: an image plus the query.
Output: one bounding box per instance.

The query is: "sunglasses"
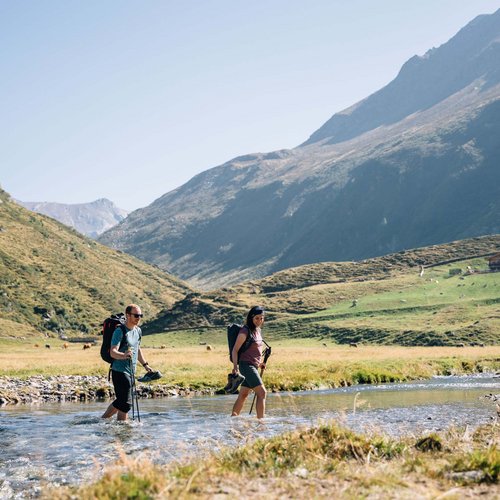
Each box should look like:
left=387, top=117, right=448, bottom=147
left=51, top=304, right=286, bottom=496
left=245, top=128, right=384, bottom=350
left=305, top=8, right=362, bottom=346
left=129, top=313, right=143, bottom=318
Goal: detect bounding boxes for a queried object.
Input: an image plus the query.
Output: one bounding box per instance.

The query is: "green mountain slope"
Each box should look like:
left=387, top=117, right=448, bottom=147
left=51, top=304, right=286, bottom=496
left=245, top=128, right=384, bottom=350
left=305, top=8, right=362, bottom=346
left=0, top=187, right=192, bottom=340
left=2, top=179, right=497, bottom=347
left=146, top=235, right=500, bottom=346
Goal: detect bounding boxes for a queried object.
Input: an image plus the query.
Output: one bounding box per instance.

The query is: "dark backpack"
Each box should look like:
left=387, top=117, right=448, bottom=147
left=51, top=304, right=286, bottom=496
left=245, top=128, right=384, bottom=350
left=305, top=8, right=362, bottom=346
left=100, top=313, right=128, bottom=364
left=227, top=323, right=255, bottom=362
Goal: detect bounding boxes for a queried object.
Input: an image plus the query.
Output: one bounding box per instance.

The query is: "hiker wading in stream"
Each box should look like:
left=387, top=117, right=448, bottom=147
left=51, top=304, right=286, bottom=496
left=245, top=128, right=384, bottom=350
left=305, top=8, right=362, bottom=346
left=231, top=306, right=268, bottom=419
left=101, top=304, right=152, bottom=421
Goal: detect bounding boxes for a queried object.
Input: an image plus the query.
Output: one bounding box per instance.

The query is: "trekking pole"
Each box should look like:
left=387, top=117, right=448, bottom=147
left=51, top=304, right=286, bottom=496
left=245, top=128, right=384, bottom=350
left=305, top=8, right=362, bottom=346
left=248, top=374, right=262, bottom=415
left=129, top=357, right=141, bottom=422
left=133, top=369, right=141, bottom=422
left=249, top=345, right=271, bottom=415
left=134, top=373, right=141, bottom=422
left=129, top=358, right=135, bottom=420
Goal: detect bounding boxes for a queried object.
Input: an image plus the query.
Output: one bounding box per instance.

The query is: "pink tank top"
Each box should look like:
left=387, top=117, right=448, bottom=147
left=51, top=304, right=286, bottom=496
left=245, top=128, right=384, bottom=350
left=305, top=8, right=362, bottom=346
left=239, top=327, right=263, bottom=367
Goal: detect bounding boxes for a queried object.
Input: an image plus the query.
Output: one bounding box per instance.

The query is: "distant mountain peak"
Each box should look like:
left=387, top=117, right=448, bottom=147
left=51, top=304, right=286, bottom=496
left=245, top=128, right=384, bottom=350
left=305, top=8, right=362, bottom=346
left=17, top=198, right=128, bottom=238
left=303, top=8, right=500, bottom=146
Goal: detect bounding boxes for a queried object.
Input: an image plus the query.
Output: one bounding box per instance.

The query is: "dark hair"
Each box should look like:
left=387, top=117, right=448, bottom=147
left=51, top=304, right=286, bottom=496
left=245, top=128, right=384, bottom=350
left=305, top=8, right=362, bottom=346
left=245, top=306, right=265, bottom=332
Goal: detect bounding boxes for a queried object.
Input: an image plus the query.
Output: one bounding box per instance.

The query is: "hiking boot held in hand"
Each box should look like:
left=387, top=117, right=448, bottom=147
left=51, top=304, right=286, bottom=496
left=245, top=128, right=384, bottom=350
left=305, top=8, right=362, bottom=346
left=224, top=373, right=245, bottom=394
left=138, top=370, right=162, bottom=382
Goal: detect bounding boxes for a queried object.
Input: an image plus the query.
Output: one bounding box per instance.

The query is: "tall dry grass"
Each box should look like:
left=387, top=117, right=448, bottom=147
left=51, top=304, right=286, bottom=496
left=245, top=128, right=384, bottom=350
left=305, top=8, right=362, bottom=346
left=3, top=340, right=500, bottom=391
left=46, top=421, right=500, bottom=499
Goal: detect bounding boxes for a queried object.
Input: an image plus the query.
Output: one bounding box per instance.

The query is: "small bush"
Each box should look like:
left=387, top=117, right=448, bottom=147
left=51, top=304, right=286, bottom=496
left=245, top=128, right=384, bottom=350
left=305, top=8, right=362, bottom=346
left=415, top=434, right=442, bottom=452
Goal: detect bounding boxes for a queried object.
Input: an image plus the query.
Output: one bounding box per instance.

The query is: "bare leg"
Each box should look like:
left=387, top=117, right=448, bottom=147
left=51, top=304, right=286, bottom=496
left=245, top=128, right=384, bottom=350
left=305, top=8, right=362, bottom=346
left=117, top=410, right=128, bottom=421
left=253, top=385, right=266, bottom=419
left=101, top=403, right=118, bottom=419
left=231, top=387, right=251, bottom=416
left=102, top=403, right=128, bottom=421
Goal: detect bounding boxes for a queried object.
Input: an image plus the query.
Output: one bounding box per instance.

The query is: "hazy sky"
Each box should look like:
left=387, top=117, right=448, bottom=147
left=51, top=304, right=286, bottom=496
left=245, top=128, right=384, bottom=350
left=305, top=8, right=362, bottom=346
left=2, top=1, right=499, bottom=211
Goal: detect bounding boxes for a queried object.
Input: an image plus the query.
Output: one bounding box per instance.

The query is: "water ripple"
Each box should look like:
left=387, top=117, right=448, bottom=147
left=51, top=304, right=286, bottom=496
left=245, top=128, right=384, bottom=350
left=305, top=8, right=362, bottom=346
left=0, top=375, right=498, bottom=498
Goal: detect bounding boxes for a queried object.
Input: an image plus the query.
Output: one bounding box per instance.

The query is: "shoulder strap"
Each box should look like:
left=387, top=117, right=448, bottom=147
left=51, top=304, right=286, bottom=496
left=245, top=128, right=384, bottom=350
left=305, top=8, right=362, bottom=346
left=109, top=324, right=128, bottom=369
left=118, top=324, right=128, bottom=350
left=238, top=325, right=253, bottom=353
left=119, top=324, right=142, bottom=346
left=243, top=325, right=253, bottom=342
left=243, top=326, right=270, bottom=347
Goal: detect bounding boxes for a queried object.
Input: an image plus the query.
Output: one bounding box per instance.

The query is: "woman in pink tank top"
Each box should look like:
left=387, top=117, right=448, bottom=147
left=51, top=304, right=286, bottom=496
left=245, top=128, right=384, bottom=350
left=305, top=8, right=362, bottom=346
left=230, top=306, right=267, bottom=419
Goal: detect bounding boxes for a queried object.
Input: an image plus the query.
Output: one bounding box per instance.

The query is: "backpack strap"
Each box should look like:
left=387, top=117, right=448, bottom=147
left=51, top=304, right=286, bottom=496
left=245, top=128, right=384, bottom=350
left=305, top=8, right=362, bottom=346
left=241, top=326, right=270, bottom=354
left=242, top=325, right=253, bottom=347
left=118, top=324, right=129, bottom=350
left=110, top=324, right=129, bottom=371
left=236, top=325, right=251, bottom=360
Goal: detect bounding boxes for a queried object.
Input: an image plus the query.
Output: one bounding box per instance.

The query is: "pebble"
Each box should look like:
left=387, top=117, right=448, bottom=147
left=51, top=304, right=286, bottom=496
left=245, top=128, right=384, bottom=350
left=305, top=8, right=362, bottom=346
left=447, top=470, right=484, bottom=482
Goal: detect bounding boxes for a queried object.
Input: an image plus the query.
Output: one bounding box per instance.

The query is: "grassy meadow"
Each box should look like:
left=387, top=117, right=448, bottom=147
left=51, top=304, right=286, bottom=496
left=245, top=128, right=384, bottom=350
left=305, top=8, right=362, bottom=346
left=3, top=334, right=500, bottom=392
left=236, top=257, right=500, bottom=347
left=1, top=245, right=499, bottom=391
left=148, top=251, right=500, bottom=349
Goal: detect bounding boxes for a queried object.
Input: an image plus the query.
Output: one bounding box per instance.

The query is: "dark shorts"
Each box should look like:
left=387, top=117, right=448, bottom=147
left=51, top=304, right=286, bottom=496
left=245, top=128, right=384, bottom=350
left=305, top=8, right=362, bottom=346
left=239, top=362, right=263, bottom=389
left=111, top=370, right=132, bottom=413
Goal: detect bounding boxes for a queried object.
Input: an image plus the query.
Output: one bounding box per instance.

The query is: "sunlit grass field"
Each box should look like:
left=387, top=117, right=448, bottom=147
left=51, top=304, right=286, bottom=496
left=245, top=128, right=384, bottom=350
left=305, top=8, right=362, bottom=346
left=1, top=253, right=498, bottom=389
left=252, top=259, right=500, bottom=347
left=3, top=335, right=500, bottom=391
left=309, top=264, right=498, bottom=316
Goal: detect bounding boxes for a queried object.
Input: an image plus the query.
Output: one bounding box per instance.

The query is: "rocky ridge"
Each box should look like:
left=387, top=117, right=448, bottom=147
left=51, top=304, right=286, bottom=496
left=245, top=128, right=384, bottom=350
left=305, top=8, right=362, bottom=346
left=99, top=9, right=500, bottom=289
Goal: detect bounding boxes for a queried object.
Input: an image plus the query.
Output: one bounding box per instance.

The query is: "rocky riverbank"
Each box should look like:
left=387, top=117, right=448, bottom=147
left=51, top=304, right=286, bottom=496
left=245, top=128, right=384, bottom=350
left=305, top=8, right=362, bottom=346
left=0, top=375, right=215, bottom=405
left=1, top=373, right=498, bottom=407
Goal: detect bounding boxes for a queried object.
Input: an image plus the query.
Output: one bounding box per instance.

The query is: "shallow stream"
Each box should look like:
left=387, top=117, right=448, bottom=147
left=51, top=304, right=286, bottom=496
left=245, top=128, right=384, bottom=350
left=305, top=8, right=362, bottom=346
left=0, top=374, right=498, bottom=498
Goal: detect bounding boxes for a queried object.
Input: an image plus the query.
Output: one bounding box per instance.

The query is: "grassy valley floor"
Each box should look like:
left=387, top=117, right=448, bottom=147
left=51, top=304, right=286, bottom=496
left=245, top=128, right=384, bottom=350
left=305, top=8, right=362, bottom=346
left=1, top=339, right=500, bottom=401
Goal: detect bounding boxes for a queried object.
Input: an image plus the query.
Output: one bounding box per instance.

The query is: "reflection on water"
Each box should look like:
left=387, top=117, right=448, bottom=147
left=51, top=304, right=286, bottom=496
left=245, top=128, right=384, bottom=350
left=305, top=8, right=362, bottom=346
left=0, top=374, right=498, bottom=498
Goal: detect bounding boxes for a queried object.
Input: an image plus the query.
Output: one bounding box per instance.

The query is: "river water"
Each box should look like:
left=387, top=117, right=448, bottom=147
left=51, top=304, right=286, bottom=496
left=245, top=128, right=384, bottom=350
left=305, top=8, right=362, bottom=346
left=0, top=374, right=498, bottom=498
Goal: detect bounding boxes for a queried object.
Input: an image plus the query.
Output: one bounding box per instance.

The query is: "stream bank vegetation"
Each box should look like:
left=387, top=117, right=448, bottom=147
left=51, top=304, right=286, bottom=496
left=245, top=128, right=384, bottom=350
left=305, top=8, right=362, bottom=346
left=2, top=341, right=500, bottom=397
left=47, top=421, right=499, bottom=499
